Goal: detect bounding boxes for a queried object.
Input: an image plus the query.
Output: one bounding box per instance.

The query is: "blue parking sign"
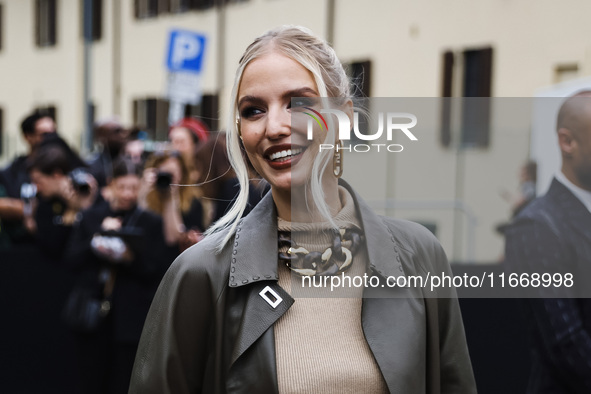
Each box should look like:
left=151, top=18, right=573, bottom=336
left=166, top=30, right=207, bottom=73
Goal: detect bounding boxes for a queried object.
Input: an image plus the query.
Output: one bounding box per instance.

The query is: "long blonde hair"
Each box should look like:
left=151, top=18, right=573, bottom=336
left=206, top=25, right=351, bottom=250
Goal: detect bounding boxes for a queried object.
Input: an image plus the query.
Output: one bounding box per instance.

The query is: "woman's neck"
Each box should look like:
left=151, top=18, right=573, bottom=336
left=273, top=180, right=342, bottom=223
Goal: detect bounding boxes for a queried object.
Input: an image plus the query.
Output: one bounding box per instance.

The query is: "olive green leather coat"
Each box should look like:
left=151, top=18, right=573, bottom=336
left=129, top=181, right=477, bottom=394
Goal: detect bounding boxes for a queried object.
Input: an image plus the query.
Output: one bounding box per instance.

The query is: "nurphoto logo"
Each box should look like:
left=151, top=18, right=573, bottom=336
left=304, top=107, right=418, bottom=153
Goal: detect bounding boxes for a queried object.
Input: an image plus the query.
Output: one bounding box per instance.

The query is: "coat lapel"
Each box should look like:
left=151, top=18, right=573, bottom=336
left=229, top=282, right=293, bottom=365
left=226, top=192, right=294, bottom=369
left=550, top=179, right=591, bottom=245
left=347, top=182, right=427, bottom=393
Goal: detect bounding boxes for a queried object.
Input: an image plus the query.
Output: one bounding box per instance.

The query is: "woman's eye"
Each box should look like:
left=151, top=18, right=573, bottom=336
left=240, top=107, right=264, bottom=119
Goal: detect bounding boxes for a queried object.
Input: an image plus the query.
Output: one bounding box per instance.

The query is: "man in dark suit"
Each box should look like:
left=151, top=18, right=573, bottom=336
left=505, top=92, right=591, bottom=393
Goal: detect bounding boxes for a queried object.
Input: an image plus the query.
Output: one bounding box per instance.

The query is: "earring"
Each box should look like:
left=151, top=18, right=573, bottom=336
left=333, top=140, right=344, bottom=178
left=236, top=118, right=243, bottom=140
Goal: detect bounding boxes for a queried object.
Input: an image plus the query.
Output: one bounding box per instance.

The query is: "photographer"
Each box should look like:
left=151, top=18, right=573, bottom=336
left=63, top=157, right=171, bottom=394
left=88, top=117, right=130, bottom=190
left=0, top=111, right=57, bottom=247
left=139, top=150, right=204, bottom=252
left=26, top=139, right=98, bottom=261
left=0, top=171, right=17, bottom=248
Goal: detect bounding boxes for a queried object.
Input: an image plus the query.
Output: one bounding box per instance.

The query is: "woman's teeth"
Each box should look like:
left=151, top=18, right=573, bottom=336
left=269, top=148, right=303, bottom=162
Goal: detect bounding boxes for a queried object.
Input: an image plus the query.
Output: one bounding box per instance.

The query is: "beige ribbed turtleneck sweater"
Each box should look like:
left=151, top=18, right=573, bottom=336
left=274, top=186, right=389, bottom=393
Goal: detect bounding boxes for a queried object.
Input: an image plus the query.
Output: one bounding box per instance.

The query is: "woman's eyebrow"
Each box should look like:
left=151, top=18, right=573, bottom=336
left=238, top=95, right=265, bottom=108
left=283, top=87, right=319, bottom=98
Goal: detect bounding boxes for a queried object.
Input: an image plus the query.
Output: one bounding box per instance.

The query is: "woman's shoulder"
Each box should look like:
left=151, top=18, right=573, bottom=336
left=164, top=227, right=233, bottom=288
left=377, top=216, right=449, bottom=271
left=379, top=216, right=441, bottom=253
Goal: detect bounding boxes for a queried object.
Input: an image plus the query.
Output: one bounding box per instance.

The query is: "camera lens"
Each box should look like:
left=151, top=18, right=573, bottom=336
left=156, top=172, right=173, bottom=190
left=69, top=168, right=91, bottom=196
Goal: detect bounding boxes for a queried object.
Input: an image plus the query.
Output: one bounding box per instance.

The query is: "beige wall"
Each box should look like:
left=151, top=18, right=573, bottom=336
left=0, top=0, right=83, bottom=153
left=0, top=0, right=588, bottom=262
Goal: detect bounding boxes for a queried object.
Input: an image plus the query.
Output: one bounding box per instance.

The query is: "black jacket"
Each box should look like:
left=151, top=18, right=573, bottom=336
left=1, top=155, right=29, bottom=198
left=130, top=181, right=476, bottom=393
left=505, top=178, right=591, bottom=393
left=65, top=203, right=174, bottom=343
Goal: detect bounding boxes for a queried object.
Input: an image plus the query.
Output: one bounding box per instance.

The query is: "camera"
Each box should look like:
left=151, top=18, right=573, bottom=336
left=20, top=183, right=37, bottom=216
left=20, top=183, right=37, bottom=201
left=69, top=168, right=91, bottom=196
left=156, top=171, right=173, bottom=191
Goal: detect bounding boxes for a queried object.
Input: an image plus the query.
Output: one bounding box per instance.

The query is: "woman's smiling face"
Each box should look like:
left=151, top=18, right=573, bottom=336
left=237, top=51, right=324, bottom=195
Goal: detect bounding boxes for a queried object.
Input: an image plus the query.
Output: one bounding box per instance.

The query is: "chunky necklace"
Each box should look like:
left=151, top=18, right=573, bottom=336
left=278, top=228, right=365, bottom=276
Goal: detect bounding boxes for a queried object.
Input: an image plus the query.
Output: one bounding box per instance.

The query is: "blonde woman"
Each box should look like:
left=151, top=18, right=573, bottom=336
left=130, top=26, right=476, bottom=394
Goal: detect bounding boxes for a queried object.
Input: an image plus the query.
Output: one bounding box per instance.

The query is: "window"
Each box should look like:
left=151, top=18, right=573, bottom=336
left=554, top=63, right=579, bottom=84
left=184, top=94, right=219, bottom=131
left=440, top=47, right=493, bottom=148
left=91, top=0, right=102, bottom=40
left=35, top=105, right=57, bottom=125
left=344, top=60, right=371, bottom=144
left=440, top=51, right=454, bottom=147
left=36, top=0, right=57, bottom=47
left=135, top=0, right=160, bottom=19
left=461, top=48, right=492, bottom=148
left=462, top=48, right=493, bottom=97
left=169, top=0, right=191, bottom=13
left=135, top=0, right=216, bottom=17
left=346, top=60, right=372, bottom=98
left=133, top=95, right=218, bottom=141
left=81, top=0, right=103, bottom=41
left=133, top=98, right=170, bottom=141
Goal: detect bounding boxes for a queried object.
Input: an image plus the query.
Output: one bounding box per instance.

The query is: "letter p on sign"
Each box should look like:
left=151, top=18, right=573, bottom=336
left=166, top=30, right=207, bottom=73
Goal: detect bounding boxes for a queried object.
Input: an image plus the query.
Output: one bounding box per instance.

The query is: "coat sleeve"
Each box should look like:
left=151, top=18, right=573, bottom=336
left=387, top=218, right=477, bottom=393
left=400, top=220, right=476, bottom=393
left=129, top=247, right=215, bottom=394
left=429, top=240, right=478, bottom=394
left=505, top=216, right=591, bottom=392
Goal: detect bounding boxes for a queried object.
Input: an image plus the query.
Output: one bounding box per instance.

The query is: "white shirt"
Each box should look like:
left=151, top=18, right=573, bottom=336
left=555, top=171, right=591, bottom=213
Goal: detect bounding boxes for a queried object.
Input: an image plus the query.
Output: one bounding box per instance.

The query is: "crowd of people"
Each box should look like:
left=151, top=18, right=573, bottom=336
left=0, top=110, right=267, bottom=393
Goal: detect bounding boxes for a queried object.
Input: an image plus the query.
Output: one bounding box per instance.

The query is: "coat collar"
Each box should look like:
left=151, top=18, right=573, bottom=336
left=228, top=179, right=407, bottom=288
left=548, top=177, right=591, bottom=244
